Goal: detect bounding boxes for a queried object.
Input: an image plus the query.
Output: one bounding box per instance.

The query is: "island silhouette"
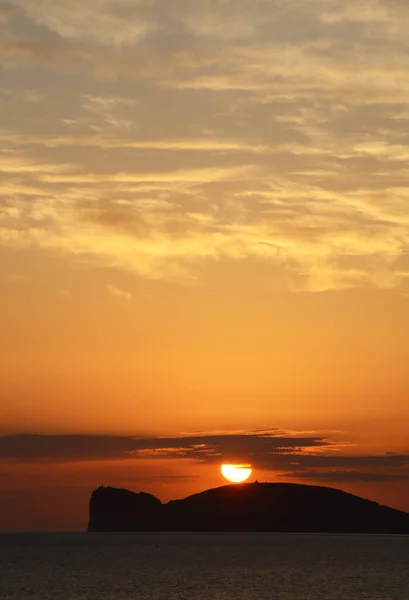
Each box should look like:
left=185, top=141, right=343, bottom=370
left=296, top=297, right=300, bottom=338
left=88, top=482, right=409, bottom=533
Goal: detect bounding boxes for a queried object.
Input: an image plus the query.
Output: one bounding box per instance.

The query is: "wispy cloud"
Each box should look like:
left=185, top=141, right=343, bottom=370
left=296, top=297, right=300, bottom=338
left=107, top=283, right=132, bottom=300
left=1, top=431, right=408, bottom=484
left=1, top=0, right=409, bottom=291
left=13, top=0, right=155, bottom=46
left=0, top=429, right=334, bottom=461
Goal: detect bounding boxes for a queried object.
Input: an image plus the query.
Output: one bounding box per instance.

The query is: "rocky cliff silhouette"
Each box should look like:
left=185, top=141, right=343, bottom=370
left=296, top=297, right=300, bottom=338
left=88, top=482, right=409, bottom=533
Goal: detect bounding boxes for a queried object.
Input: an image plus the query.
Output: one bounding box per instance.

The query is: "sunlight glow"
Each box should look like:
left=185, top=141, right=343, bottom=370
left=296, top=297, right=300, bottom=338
left=221, top=463, right=252, bottom=483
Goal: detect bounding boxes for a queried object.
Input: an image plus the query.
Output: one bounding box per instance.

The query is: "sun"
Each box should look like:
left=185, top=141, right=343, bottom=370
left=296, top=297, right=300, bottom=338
left=221, top=463, right=252, bottom=483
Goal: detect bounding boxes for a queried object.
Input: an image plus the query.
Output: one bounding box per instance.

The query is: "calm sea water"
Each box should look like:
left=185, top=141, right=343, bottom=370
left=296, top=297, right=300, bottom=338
left=0, top=533, right=408, bottom=599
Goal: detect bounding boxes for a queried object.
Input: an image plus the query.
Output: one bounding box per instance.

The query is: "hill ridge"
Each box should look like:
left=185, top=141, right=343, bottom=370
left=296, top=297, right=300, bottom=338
left=88, top=482, right=409, bottom=534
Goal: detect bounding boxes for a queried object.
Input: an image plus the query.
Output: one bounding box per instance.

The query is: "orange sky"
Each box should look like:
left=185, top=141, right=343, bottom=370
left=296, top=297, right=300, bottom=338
left=1, top=0, right=409, bottom=530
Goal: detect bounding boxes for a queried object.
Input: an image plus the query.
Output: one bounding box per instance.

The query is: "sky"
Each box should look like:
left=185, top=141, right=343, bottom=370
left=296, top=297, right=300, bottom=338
left=1, top=0, right=409, bottom=531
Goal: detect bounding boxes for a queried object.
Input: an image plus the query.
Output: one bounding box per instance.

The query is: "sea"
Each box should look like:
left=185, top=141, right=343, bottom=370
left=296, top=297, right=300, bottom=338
left=1, top=533, right=408, bottom=599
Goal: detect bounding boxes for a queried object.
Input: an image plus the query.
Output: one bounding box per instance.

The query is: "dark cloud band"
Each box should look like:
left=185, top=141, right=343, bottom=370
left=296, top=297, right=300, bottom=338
left=1, top=432, right=408, bottom=484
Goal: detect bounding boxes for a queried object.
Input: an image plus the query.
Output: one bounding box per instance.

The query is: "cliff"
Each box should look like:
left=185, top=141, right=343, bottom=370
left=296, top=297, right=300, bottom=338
left=88, top=482, right=409, bottom=533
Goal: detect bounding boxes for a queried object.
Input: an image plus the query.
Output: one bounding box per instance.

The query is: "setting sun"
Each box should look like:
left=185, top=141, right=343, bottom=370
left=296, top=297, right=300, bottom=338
left=221, top=464, right=252, bottom=483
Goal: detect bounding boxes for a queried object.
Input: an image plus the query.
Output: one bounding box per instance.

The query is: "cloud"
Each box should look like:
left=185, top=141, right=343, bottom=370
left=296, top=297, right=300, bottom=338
left=37, top=165, right=257, bottom=185
left=1, top=430, right=408, bottom=484
left=0, top=132, right=270, bottom=153
left=0, top=430, right=333, bottom=462
left=0, top=434, right=139, bottom=461
left=0, top=154, right=75, bottom=174
left=0, top=3, right=16, bottom=25
left=1, top=424, right=408, bottom=489
left=13, top=0, right=154, bottom=46
left=1, top=0, right=409, bottom=291
left=1, top=179, right=408, bottom=288
left=284, top=470, right=409, bottom=483
left=81, top=95, right=136, bottom=112
left=261, top=453, right=409, bottom=471
left=2, top=1, right=409, bottom=105
left=107, top=283, right=132, bottom=300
